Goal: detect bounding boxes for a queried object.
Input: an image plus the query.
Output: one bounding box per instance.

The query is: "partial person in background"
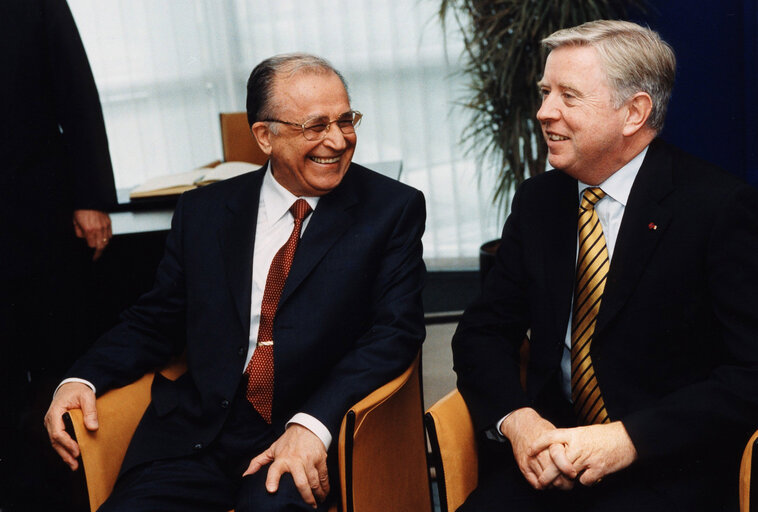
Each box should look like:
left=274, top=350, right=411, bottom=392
left=453, top=20, right=758, bottom=512
left=1, top=0, right=117, bottom=510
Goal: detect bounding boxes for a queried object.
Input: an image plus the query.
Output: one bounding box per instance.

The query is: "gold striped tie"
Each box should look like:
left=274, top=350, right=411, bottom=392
left=571, top=187, right=611, bottom=425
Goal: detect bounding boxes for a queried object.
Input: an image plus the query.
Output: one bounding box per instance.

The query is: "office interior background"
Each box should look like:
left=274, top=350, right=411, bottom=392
left=68, top=0, right=756, bottom=277
left=7, top=1, right=753, bottom=509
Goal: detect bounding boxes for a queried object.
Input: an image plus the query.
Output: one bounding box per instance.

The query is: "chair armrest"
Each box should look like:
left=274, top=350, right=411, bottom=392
left=337, top=353, right=431, bottom=512
left=425, top=389, right=478, bottom=512
left=65, top=372, right=155, bottom=511
left=65, top=359, right=187, bottom=512
left=740, top=430, right=758, bottom=512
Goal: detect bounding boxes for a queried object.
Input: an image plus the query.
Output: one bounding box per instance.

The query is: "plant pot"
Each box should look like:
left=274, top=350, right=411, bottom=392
left=479, top=239, right=501, bottom=285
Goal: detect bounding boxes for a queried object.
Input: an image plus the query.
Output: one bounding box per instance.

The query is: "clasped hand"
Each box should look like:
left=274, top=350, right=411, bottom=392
left=500, top=408, right=637, bottom=490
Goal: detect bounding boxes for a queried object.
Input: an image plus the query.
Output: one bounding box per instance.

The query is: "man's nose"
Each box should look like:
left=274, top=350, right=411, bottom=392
left=322, top=123, right=348, bottom=149
left=536, top=94, right=559, bottom=122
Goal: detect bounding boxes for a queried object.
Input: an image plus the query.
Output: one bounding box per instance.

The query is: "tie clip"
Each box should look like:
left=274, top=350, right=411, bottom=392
left=257, top=341, right=274, bottom=347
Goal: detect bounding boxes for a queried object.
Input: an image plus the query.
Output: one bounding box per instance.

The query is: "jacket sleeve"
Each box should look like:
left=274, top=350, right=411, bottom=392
left=452, top=184, right=532, bottom=434
left=66, top=195, right=190, bottom=392
left=45, top=0, right=116, bottom=210
left=297, top=189, right=427, bottom=435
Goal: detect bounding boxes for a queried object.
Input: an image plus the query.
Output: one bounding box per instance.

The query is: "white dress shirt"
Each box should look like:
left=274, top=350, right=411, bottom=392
left=494, top=146, right=649, bottom=435
left=559, top=146, right=648, bottom=399
left=249, top=169, right=331, bottom=449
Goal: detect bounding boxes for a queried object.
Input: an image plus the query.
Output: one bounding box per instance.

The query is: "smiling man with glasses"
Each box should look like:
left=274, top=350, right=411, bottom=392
left=46, top=53, right=426, bottom=512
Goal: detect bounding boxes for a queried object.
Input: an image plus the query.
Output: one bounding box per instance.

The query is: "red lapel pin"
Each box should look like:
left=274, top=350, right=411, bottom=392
left=648, top=222, right=658, bottom=230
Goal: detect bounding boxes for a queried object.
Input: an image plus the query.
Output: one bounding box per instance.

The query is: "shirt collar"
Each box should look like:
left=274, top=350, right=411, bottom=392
left=261, top=165, right=319, bottom=226
left=577, top=145, right=649, bottom=207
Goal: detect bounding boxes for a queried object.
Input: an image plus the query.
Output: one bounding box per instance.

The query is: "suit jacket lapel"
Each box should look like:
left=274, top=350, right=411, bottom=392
left=278, top=169, right=359, bottom=307
left=219, top=168, right=264, bottom=333
left=543, top=172, right=581, bottom=341
left=596, top=139, right=674, bottom=335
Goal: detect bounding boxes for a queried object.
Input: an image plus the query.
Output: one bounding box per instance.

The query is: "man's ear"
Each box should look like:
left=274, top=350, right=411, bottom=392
left=251, top=122, right=273, bottom=156
left=622, top=92, right=653, bottom=137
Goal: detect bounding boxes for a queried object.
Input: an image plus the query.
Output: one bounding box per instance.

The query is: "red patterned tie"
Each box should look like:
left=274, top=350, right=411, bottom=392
left=245, top=198, right=312, bottom=423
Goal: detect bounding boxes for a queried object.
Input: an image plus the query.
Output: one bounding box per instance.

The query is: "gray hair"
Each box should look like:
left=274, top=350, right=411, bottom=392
left=542, top=20, right=675, bottom=132
left=246, top=53, right=349, bottom=129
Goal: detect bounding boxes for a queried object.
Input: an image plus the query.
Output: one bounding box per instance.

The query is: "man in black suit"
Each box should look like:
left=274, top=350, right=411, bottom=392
left=453, top=20, right=758, bottom=511
left=45, top=53, right=426, bottom=511
left=1, top=1, right=116, bottom=509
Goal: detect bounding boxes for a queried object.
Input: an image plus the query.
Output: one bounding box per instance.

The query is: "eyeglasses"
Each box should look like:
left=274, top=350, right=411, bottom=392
left=263, top=110, right=363, bottom=141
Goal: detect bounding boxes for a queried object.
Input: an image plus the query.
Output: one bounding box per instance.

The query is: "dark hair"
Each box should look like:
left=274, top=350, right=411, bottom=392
left=246, top=53, right=349, bottom=127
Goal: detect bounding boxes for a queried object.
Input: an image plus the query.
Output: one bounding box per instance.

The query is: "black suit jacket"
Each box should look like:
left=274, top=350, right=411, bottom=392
left=453, top=139, right=758, bottom=506
left=1, top=0, right=116, bottom=384
left=68, top=163, right=426, bottom=474
left=1, top=0, right=116, bottom=275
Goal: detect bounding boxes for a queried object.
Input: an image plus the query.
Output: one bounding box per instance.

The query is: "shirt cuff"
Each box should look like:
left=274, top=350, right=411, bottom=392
left=54, top=378, right=96, bottom=397
left=487, top=413, right=512, bottom=442
left=287, top=413, right=332, bottom=450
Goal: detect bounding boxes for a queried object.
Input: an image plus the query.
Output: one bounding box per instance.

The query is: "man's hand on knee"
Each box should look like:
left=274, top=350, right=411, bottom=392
left=243, top=424, right=329, bottom=509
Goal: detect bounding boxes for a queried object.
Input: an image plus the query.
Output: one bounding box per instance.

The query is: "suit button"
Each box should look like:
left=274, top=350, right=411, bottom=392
left=220, top=399, right=230, bottom=409
left=238, top=347, right=246, bottom=356
left=193, top=443, right=203, bottom=451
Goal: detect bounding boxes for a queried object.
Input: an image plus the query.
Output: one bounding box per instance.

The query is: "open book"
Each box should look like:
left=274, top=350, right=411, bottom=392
left=129, top=161, right=259, bottom=199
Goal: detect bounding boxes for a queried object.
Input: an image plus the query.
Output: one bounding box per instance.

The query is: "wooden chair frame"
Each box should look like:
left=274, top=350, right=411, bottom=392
left=424, top=389, right=477, bottom=512
left=65, top=354, right=430, bottom=512
left=426, top=387, right=758, bottom=512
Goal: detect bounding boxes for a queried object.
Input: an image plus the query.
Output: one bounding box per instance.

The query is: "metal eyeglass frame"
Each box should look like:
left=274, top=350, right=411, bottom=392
left=263, top=110, right=363, bottom=141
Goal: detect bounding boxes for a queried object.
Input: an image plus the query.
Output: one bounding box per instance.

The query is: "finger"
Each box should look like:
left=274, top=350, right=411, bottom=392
left=243, top=450, right=273, bottom=477
left=44, top=407, right=78, bottom=455
left=79, top=391, right=99, bottom=431
left=306, top=466, right=326, bottom=503
left=287, top=463, right=318, bottom=508
left=529, top=430, right=565, bottom=456
left=85, top=227, right=100, bottom=248
left=550, top=474, right=575, bottom=491
left=548, top=443, right=576, bottom=478
left=522, top=457, right=544, bottom=489
left=46, top=411, right=80, bottom=469
left=51, top=439, right=80, bottom=471
left=579, top=467, right=603, bottom=487
left=93, top=246, right=105, bottom=261
left=316, top=457, right=330, bottom=499
left=265, top=461, right=286, bottom=494
left=73, top=220, right=85, bottom=239
left=536, top=451, right=562, bottom=488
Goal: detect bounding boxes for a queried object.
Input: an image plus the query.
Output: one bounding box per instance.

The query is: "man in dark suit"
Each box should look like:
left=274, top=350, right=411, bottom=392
left=1, top=1, right=116, bottom=509
left=44, top=53, right=426, bottom=511
left=453, top=20, right=758, bottom=511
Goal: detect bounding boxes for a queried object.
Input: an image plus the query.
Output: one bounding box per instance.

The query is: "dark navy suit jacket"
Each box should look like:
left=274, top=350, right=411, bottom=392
left=453, top=139, right=758, bottom=508
left=68, top=162, right=426, bottom=474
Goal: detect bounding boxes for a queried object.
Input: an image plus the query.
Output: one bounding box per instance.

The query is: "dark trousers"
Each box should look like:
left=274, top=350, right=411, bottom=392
left=457, top=432, right=738, bottom=512
left=98, top=382, right=332, bottom=512
left=1, top=243, right=92, bottom=512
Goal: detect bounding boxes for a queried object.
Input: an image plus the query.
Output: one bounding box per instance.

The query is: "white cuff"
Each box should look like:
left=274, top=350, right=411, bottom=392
left=488, top=412, right=512, bottom=442
left=286, top=413, right=332, bottom=450
left=54, top=378, right=96, bottom=397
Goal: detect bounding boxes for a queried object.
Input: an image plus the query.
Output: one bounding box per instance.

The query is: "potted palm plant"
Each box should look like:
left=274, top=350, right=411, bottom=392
left=439, top=0, right=647, bottom=280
